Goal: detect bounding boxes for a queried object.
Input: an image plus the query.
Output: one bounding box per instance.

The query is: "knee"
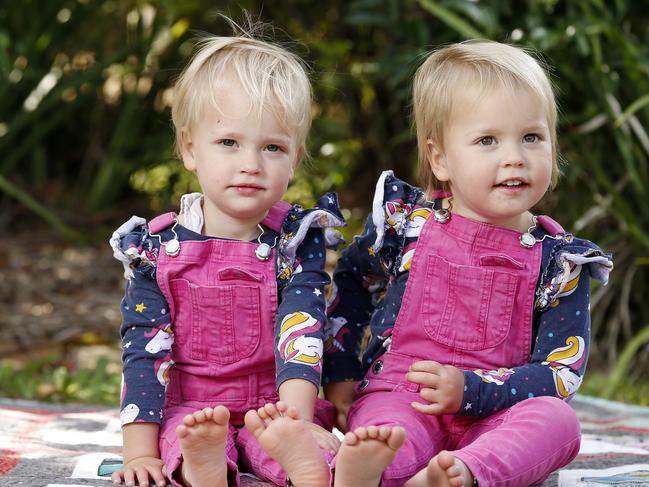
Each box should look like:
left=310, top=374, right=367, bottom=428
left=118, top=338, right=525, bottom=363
left=526, top=396, right=581, bottom=439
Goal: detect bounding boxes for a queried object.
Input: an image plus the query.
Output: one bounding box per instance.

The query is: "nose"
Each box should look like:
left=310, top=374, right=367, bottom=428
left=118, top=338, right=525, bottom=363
left=501, top=142, right=525, bottom=168
left=239, top=149, right=263, bottom=174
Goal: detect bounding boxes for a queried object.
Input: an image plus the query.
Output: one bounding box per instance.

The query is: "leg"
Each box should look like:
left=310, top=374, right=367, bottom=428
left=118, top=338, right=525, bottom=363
left=244, top=401, right=330, bottom=487
left=338, top=391, right=445, bottom=487
left=404, top=451, right=473, bottom=487
left=450, top=397, right=580, bottom=487
left=175, top=406, right=231, bottom=487
left=334, top=425, right=406, bottom=487
left=160, top=406, right=238, bottom=487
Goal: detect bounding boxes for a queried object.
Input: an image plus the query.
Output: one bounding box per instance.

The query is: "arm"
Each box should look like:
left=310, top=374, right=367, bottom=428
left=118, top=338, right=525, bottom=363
left=111, top=230, right=172, bottom=485
left=417, top=263, right=593, bottom=417
left=275, top=227, right=330, bottom=419
left=408, top=244, right=611, bottom=417
left=322, top=215, right=382, bottom=384
left=112, top=423, right=166, bottom=487
left=323, top=215, right=384, bottom=430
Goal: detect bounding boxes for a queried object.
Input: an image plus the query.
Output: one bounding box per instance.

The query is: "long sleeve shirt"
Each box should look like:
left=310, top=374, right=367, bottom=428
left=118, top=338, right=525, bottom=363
left=323, top=174, right=612, bottom=416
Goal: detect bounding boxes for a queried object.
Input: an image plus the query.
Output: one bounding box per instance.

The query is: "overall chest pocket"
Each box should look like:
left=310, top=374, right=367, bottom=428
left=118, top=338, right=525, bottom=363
left=170, top=267, right=263, bottom=365
left=421, top=254, right=520, bottom=351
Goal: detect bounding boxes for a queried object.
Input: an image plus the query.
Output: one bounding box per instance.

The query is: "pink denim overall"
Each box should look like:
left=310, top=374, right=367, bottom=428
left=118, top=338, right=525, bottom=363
left=346, top=212, right=581, bottom=487
left=149, top=202, right=333, bottom=486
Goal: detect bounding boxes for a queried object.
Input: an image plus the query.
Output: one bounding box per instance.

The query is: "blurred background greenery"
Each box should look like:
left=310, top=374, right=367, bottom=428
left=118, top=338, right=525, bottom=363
left=0, top=0, right=647, bottom=406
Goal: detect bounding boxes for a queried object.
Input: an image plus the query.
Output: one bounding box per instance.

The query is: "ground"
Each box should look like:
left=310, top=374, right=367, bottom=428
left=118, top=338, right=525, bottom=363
left=0, top=227, right=124, bottom=363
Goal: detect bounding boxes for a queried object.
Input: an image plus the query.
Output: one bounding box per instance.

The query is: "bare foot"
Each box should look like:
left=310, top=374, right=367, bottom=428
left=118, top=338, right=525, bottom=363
left=176, top=406, right=230, bottom=487
left=404, top=450, right=474, bottom=487
left=334, top=425, right=406, bottom=487
left=245, top=402, right=329, bottom=487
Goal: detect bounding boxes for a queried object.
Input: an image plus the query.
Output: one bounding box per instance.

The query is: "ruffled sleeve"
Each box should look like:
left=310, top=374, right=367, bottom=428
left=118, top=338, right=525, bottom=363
left=274, top=192, right=346, bottom=390
left=278, top=192, right=346, bottom=265
left=535, top=236, right=613, bottom=311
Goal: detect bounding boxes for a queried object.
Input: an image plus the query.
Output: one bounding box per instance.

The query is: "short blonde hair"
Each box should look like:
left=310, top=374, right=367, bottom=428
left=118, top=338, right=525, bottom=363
left=171, top=31, right=312, bottom=160
left=413, top=40, right=559, bottom=194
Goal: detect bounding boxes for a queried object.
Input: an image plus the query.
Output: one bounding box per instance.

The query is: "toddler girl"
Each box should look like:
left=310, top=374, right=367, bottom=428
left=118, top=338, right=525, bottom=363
left=110, top=29, right=344, bottom=487
left=324, top=40, right=613, bottom=487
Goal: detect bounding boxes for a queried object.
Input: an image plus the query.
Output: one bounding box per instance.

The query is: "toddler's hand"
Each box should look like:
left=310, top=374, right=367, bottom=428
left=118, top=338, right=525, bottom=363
left=323, top=381, right=356, bottom=433
left=111, top=456, right=166, bottom=487
left=304, top=421, right=342, bottom=454
left=406, top=360, right=464, bottom=415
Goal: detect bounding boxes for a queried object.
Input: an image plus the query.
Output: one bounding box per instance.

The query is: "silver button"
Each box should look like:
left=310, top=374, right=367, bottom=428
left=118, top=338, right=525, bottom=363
left=165, top=238, right=180, bottom=256
left=371, top=360, right=384, bottom=374
left=359, top=379, right=369, bottom=390
left=255, top=242, right=272, bottom=260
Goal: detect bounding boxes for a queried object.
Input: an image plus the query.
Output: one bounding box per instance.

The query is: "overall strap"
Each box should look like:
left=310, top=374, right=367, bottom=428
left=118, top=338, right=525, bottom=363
left=262, top=201, right=291, bottom=233
left=537, top=215, right=565, bottom=236
left=148, top=212, right=177, bottom=234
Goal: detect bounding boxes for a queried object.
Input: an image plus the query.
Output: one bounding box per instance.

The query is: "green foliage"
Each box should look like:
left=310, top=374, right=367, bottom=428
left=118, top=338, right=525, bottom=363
left=0, top=355, right=120, bottom=406
left=1, top=0, right=648, bottom=398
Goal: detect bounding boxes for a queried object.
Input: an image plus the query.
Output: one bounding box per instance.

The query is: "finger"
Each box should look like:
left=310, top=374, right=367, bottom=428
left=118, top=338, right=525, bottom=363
left=135, top=467, right=151, bottom=487
left=337, top=413, right=348, bottom=434
left=406, top=371, right=440, bottom=387
left=147, top=466, right=167, bottom=487
left=411, top=400, right=443, bottom=415
left=122, top=469, right=136, bottom=486
left=315, top=431, right=340, bottom=453
left=419, top=387, right=440, bottom=403
left=111, top=470, right=124, bottom=484
left=409, top=360, right=442, bottom=373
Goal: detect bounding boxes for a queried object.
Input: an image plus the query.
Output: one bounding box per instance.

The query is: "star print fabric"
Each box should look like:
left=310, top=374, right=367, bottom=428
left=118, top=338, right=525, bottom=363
left=113, top=193, right=345, bottom=426
left=323, top=174, right=613, bottom=416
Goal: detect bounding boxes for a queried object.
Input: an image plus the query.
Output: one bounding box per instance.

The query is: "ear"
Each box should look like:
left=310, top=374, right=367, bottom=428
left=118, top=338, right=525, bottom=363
left=426, top=139, right=449, bottom=182
left=179, top=128, right=196, bottom=172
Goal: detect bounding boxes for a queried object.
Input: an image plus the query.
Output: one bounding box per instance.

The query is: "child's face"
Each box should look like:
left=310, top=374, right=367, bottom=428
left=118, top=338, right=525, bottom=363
left=427, top=86, right=553, bottom=231
left=181, top=83, right=299, bottom=234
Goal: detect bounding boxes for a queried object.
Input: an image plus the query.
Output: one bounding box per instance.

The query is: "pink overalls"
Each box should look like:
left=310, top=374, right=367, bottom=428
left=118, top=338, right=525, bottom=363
left=346, top=212, right=581, bottom=486
left=149, top=203, right=333, bottom=486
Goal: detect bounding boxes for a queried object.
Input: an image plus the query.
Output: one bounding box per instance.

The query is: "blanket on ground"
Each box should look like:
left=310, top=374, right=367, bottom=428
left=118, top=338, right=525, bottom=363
left=1, top=396, right=648, bottom=486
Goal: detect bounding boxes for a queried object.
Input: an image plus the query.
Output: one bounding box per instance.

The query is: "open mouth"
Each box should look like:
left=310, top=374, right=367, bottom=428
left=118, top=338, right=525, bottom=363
left=495, top=180, right=528, bottom=188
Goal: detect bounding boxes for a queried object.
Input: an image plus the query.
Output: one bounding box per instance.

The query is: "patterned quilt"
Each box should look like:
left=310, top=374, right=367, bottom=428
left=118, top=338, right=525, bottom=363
left=1, top=395, right=648, bottom=486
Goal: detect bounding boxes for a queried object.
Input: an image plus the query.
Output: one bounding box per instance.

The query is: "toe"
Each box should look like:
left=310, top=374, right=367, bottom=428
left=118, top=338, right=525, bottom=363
left=212, top=405, right=230, bottom=425
left=366, top=425, right=379, bottom=438
left=387, top=426, right=406, bottom=450
left=263, top=403, right=281, bottom=420
left=437, top=451, right=456, bottom=470
left=342, top=431, right=360, bottom=446
left=244, top=409, right=266, bottom=438
left=176, top=424, right=188, bottom=438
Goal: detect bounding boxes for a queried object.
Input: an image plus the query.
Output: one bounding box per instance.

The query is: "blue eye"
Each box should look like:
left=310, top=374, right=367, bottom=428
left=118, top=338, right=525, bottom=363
left=478, top=136, right=496, bottom=146
left=523, top=133, right=539, bottom=143
left=266, top=144, right=284, bottom=152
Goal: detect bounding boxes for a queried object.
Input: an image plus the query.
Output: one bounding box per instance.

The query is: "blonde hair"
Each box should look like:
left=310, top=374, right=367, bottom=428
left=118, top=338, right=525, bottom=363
left=171, top=28, right=312, bottom=161
left=413, top=40, right=559, bottom=194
